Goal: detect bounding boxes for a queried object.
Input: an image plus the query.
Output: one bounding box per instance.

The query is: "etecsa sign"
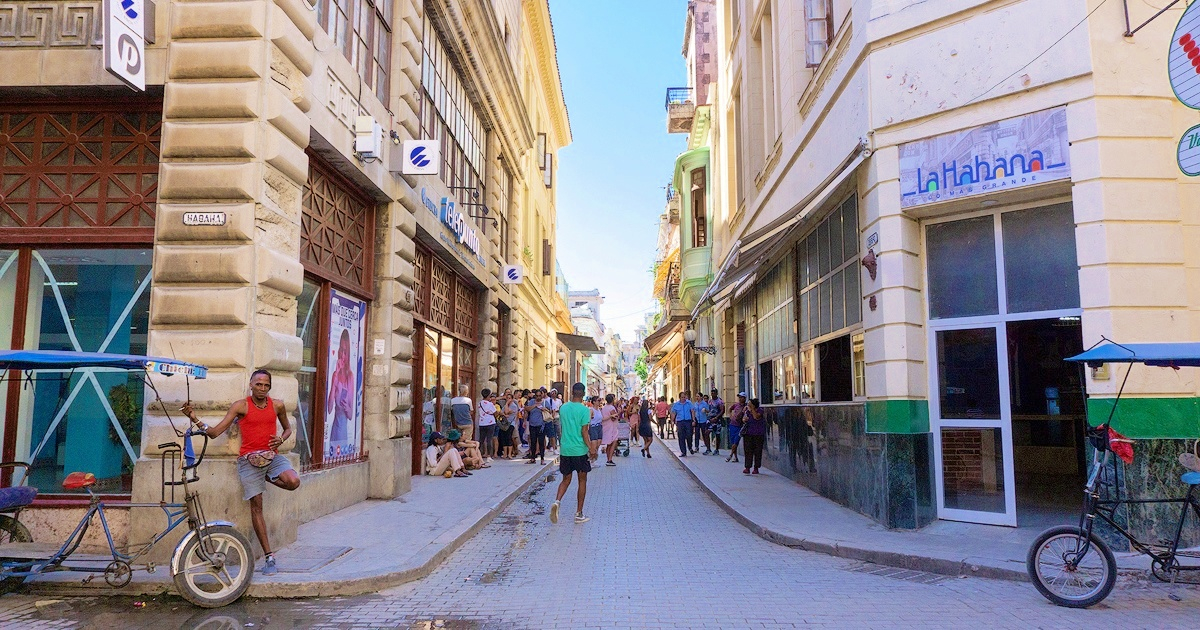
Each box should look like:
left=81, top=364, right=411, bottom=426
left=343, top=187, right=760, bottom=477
left=401, top=140, right=439, bottom=175
left=104, top=0, right=145, bottom=91
left=501, top=264, right=524, bottom=285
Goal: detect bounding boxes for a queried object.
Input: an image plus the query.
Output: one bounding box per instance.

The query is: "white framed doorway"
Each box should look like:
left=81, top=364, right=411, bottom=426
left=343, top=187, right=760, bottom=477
left=923, top=202, right=1084, bottom=526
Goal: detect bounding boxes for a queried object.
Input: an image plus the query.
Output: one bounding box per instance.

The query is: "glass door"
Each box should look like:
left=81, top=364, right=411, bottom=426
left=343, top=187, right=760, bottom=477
left=930, top=324, right=1016, bottom=526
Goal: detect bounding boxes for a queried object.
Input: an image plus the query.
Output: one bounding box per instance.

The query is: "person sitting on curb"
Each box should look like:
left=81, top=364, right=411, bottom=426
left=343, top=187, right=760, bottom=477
left=425, top=432, right=469, bottom=478
left=447, top=429, right=488, bottom=469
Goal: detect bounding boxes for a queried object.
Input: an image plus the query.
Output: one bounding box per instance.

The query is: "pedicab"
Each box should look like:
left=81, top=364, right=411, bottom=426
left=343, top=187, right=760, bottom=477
left=1027, top=340, right=1200, bottom=608
left=0, top=350, right=254, bottom=608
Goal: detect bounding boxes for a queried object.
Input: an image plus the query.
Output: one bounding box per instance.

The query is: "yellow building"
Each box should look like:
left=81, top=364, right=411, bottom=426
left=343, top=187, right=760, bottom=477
left=685, top=0, right=1199, bottom=541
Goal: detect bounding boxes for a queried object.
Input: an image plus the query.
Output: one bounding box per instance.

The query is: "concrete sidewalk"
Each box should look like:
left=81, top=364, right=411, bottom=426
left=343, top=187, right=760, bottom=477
left=653, top=438, right=1160, bottom=582
left=27, top=457, right=554, bottom=598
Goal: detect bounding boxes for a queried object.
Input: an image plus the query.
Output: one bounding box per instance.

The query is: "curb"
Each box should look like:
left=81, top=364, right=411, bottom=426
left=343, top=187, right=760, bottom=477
left=25, top=460, right=555, bottom=599
left=658, top=442, right=1030, bottom=582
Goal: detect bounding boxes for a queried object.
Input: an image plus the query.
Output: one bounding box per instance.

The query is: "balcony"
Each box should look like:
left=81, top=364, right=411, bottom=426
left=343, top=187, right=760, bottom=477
left=679, top=246, right=712, bottom=312
left=665, top=87, right=695, bottom=134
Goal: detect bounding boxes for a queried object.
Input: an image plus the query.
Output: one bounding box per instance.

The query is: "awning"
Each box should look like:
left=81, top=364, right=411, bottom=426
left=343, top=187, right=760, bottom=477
left=0, top=350, right=209, bottom=378
left=692, top=145, right=866, bottom=317
left=643, top=320, right=683, bottom=355
left=557, top=332, right=602, bottom=354
left=1067, top=342, right=1200, bottom=368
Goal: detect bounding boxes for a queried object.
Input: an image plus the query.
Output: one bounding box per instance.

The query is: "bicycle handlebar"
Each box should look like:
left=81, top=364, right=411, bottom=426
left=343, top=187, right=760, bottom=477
left=156, top=429, right=209, bottom=471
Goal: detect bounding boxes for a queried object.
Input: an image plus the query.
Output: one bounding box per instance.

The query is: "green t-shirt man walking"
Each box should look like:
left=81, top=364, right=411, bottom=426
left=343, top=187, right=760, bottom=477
left=551, top=382, right=596, bottom=524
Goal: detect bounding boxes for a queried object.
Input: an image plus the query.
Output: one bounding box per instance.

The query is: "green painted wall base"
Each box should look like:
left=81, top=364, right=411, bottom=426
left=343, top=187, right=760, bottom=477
left=1087, top=397, right=1200, bottom=439
left=865, top=399, right=930, bottom=434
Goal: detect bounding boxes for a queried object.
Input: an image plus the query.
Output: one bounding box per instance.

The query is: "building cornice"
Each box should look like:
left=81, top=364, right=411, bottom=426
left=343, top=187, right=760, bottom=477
left=523, top=0, right=572, bottom=148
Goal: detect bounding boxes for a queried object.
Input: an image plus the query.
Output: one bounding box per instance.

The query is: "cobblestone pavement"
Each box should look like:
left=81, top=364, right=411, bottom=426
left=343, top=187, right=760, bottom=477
left=0, top=443, right=1197, bottom=628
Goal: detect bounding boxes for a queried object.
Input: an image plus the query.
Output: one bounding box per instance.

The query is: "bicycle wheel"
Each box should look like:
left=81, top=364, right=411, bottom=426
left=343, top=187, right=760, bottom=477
left=0, top=514, right=31, bottom=594
left=1027, top=525, right=1116, bottom=608
left=172, top=525, right=253, bottom=608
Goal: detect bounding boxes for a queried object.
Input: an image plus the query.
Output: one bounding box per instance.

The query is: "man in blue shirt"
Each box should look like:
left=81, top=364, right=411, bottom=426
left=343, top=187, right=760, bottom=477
left=694, top=395, right=711, bottom=455
left=669, top=391, right=694, bottom=458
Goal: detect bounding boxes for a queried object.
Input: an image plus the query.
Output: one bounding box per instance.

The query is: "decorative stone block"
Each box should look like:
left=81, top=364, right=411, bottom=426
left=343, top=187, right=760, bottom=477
left=253, top=328, right=303, bottom=372
left=161, top=121, right=258, bottom=158
left=148, top=329, right=253, bottom=369
left=256, top=246, right=304, bottom=296
left=153, top=244, right=254, bottom=284
left=171, top=2, right=266, bottom=40
left=169, top=40, right=266, bottom=80
left=151, top=286, right=254, bottom=326
left=159, top=162, right=261, bottom=201
left=164, top=81, right=262, bottom=120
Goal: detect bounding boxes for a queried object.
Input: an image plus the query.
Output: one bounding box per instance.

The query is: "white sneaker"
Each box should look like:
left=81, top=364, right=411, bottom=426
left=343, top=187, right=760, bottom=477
left=485, top=457, right=493, bottom=464
left=574, top=514, right=589, bottom=524
left=550, top=501, right=560, bottom=524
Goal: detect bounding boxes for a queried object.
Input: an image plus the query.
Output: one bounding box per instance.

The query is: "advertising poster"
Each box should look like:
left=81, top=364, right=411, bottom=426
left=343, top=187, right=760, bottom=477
left=325, top=290, right=366, bottom=460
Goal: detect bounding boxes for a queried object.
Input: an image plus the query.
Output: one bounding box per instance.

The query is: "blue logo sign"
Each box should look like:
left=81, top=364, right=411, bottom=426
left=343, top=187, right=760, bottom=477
left=121, top=0, right=138, bottom=19
left=420, top=188, right=483, bottom=264
left=409, top=146, right=431, bottom=168
left=506, top=267, right=520, bottom=282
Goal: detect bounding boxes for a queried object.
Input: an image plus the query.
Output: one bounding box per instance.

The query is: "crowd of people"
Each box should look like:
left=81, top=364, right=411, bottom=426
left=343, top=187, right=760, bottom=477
left=422, top=383, right=771, bottom=524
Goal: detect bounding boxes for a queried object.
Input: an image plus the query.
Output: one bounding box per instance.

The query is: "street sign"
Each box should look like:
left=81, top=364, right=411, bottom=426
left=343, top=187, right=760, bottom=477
left=501, top=264, right=524, bottom=285
left=1169, top=1, right=1200, bottom=109
left=1178, top=123, right=1200, bottom=176
left=182, top=212, right=227, bottom=226
left=401, top=140, right=439, bottom=175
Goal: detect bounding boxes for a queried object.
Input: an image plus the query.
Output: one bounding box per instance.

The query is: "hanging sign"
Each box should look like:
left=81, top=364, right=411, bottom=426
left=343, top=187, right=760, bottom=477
left=400, top=140, right=439, bottom=175
left=501, top=264, right=524, bottom=284
left=103, top=0, right=146, bottom=91
left=1178, top=123, right=1200, bottom=176
left=1169, top=2, right=1200, bottom=109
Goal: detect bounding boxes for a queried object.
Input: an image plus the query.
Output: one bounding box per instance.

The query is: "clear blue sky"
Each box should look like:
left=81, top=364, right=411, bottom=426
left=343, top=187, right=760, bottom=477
left=549, top=0, right=688, bottom=340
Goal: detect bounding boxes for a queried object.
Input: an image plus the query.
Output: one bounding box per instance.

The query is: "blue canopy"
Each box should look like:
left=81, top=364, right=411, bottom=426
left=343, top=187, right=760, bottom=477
left=1066, top=342, right=1200, bottom=368
left=0, top=350, right=208, bottom=378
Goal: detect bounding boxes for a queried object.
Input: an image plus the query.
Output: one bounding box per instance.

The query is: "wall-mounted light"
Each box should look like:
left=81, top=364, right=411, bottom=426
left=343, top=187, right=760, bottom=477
left=684, top=328, right=716, bottom=355
left=545, top=350, right=566, bottom=370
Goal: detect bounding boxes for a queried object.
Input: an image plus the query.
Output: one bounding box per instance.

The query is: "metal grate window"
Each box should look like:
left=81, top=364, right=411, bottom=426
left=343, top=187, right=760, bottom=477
left=301, top=153, right=375, bottom=297
left=0, top=107, right=160, bottom=233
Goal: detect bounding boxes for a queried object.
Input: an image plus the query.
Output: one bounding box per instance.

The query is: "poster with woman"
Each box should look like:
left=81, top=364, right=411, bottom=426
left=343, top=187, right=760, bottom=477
left=325, top=290, right=366, bottom=460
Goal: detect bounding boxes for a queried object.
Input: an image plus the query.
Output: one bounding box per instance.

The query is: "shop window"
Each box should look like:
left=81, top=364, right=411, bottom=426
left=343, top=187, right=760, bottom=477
left=852, top=333, right=866, bottom=399
left=784, top=353, right=798, bottom=401
left=1001, top=204, right=1079, bottom=314
left=798, top=195, right=860, bottom=342
left=299, top=154, right=375, bottom=470
left=926, top=215, right=998, bottom=319
left=420, top=12, right=487, bottom=222
left=759, top=360, right=774, bottom=405
left=818, top=335, right=853, bottom=402
left=498, top=168, right=514, bottom=263
left=755, top=255, right=795, bottom=358
left=316, top=0, right=391, bottom=104
left=2, top=248, right=152, bottom=494
left=800, top=347, right=816, bottom=400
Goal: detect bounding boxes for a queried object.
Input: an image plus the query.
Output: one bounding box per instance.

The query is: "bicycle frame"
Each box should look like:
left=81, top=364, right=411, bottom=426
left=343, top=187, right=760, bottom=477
left=1076, top=445, right=1200, bottom=580
left=0, top=431, right=223, bottom=581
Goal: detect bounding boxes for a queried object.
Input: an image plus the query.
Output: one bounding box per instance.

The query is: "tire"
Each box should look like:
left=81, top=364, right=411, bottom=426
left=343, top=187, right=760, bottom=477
left=172, top=525, right=254, bottom=608
left=0, top=514, right=32, bottom=594
left=1027, top=525, right=1116, bottom=608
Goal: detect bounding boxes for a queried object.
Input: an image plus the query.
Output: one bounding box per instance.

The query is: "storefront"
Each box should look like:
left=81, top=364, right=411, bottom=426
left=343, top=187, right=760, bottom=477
left=410, top=242, right=480, bottom=475
left=904, top=107, right=1083, bottom=527
left=0, top=98, right=162, bottom=496
left=294, top=151, right=377, bottom=472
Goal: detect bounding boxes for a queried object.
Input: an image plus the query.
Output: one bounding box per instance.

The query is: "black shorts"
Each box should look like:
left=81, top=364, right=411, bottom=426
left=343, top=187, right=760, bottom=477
left=559, top=455, right=591, bottom=475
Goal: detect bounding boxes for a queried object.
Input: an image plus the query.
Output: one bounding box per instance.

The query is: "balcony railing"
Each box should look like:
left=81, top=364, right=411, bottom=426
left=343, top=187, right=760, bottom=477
left=665, top=87, right=695, bottom=134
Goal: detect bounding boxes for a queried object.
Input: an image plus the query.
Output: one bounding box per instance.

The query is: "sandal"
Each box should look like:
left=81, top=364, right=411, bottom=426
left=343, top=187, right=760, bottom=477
left=453, top=470, right=469, bottom=478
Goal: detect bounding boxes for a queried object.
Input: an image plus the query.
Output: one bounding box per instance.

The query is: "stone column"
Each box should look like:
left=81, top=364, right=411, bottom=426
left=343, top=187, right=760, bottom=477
left=133, top=0, right=316, bottom=558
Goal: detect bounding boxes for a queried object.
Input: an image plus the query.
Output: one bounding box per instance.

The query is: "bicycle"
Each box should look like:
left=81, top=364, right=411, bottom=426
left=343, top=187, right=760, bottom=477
left=0, top=350, right=254, bottom=608
left=1026, top=340, right=1200, bottom=608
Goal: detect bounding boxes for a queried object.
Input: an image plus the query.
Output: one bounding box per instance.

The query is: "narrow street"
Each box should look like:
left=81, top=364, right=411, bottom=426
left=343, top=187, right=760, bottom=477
left=1, top=444, right=1195, bottom=629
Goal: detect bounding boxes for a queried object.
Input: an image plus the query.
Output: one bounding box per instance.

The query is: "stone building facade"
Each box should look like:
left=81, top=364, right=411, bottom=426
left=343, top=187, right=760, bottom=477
left=0, top=0, right=569, bottom=554
left=676, top=0, right=1200, bottom=541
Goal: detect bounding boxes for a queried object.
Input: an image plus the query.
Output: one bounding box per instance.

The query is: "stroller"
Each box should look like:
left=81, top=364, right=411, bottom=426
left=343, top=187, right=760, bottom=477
left=616, top=420, right=632, bottom=457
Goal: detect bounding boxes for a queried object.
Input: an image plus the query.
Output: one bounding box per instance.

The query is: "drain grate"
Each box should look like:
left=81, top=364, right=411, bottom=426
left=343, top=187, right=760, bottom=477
left=847, top=562, right=953, bottom=585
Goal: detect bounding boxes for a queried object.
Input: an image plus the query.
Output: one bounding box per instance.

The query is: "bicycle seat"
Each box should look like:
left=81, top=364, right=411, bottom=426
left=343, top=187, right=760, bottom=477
left=62, top=472, right=96, bottom=490
left=1182, top=471, right=1200, bottom=486
left=0, top=486, right=37, bottom=511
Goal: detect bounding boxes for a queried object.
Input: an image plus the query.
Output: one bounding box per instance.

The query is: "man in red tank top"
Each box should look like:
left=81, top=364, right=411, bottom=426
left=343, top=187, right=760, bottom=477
left=183, top=369, right=300, bottom=576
